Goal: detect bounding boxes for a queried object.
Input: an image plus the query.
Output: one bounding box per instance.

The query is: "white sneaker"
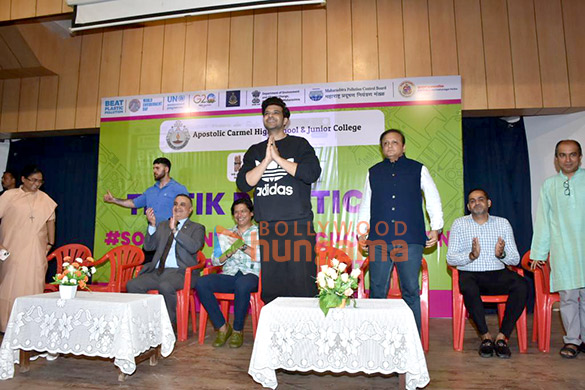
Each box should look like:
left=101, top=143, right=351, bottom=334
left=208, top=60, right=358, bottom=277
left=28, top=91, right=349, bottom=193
left=30, top=352, right=59, bottom=361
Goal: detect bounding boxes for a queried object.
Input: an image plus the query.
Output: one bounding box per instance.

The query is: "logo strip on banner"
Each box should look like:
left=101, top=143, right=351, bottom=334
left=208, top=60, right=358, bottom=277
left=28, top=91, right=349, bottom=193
left=101, top=76, right=462, bottom=122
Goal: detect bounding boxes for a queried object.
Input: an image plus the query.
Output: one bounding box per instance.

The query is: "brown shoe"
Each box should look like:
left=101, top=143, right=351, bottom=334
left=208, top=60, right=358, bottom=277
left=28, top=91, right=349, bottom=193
left=212, top=323, right=232, bottom=347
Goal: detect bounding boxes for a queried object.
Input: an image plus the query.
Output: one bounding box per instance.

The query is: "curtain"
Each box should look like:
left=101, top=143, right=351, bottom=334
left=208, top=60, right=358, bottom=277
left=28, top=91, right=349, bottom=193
left=6, top=134, right=99, bottom=281
left=462, top=117, right=534, bottom=309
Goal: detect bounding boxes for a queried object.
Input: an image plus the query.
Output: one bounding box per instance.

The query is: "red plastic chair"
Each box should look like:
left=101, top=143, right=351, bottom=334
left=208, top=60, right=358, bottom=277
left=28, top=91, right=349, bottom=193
left=450, top=265, right=528, bottom=353
left=93, top=245, right=145, bottom=292
left=143, top=251, right=207, bottom=342
left=521, top=251, right=559, bottom=352
left=198, top=267, right=263, bottom=345
left=45, top=244, right=92, bottom=292
left=360, top=256, right=430, bottom=352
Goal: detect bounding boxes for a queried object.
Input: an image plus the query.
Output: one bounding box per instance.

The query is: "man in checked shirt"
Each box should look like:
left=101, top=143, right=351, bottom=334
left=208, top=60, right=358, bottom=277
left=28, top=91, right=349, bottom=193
left=447, top=188, right=528, bottom=359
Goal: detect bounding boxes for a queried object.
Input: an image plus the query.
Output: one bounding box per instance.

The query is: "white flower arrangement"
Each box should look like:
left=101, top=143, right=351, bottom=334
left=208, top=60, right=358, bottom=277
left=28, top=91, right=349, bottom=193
left=316, top=258, right=360, bottom=316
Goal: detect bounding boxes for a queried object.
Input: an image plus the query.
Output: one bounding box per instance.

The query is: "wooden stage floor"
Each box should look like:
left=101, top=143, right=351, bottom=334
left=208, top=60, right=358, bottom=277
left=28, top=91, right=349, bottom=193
left=2, top=311, right=585, bottom=389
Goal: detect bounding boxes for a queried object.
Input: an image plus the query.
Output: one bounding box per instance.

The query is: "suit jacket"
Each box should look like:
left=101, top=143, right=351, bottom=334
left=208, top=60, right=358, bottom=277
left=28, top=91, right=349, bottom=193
left=140, top=218, right=205, bottom=274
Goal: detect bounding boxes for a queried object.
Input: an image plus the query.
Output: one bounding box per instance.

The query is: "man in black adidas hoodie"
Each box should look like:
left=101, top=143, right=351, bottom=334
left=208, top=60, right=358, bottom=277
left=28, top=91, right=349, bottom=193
left=236, top=97, right=321, bottom=303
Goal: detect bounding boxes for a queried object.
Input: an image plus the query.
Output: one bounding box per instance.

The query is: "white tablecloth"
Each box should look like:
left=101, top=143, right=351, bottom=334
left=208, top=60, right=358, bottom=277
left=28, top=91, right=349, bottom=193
left=248, top=298, right=430, bottom=390
left=0, top=292, right=176, bottom=380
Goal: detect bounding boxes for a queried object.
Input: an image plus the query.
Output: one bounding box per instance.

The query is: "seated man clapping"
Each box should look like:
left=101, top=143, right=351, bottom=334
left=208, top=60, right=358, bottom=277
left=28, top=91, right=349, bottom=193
left=196, top=198, right=260, bottom=348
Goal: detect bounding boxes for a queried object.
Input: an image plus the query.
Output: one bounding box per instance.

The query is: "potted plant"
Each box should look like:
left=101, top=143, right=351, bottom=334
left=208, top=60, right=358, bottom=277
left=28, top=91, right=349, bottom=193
left=51, top=256, right=96, bottom=299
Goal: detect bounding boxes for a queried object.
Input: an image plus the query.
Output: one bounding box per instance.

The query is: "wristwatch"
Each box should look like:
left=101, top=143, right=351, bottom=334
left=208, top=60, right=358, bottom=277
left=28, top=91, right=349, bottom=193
left=240, top=244, right=248, bottom=252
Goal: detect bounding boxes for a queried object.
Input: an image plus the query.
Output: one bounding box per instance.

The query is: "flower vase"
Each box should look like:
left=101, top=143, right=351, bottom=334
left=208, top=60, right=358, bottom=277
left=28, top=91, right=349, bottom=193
left=59, top=284, right=77, bottom=299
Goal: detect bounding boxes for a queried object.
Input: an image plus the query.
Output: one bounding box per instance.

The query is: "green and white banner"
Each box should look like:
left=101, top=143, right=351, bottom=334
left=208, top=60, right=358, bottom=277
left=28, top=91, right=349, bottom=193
left=97, top=76, right=462, bottom=317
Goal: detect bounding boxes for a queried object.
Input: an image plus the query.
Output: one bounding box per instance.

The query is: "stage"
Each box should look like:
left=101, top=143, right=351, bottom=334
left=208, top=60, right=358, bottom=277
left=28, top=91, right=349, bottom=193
left=2, top=312, right=584, bottom=389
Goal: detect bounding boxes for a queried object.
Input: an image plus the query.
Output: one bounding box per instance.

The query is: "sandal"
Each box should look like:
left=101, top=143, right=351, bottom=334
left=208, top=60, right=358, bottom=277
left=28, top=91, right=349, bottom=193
left=560, top=343, right=580, bottom=359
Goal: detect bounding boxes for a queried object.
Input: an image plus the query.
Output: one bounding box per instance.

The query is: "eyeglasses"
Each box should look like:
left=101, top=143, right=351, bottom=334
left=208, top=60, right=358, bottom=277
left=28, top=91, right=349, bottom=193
left=563, top=179, right=570, bottom=196
left=25, top=177, right=44, bottom=185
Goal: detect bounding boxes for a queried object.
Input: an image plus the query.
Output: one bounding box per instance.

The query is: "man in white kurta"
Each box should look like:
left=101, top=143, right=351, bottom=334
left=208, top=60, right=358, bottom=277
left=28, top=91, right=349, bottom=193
left=531, top=139, right=585, bottom=359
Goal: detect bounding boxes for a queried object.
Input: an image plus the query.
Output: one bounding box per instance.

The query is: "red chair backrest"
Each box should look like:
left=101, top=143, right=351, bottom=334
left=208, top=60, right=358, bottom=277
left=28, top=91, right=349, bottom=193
left=98, top=245, right=144, bottom=291
left=47, top=244, right=92, bottom=274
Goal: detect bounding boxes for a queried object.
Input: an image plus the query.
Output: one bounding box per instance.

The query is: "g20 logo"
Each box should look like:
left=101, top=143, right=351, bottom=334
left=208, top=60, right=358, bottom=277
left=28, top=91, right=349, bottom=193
left=193, top=93, right=216, bottom=105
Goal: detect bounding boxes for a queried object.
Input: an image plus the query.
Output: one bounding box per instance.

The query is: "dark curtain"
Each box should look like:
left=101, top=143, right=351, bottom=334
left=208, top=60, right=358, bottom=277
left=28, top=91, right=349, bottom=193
left=6, top=134, right=99, bottom=281
left=462, top=117, right=534, bottom=309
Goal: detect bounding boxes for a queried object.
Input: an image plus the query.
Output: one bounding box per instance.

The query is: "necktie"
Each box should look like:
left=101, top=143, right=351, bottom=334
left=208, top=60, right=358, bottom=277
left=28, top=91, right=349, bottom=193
left=157, top=231, right=175, bottom=275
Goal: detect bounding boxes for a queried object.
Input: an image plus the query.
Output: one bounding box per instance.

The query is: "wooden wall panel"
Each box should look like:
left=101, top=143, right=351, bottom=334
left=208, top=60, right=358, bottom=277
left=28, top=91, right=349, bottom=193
left=75, top=32, right=102, bottom=128
left=277, top=7, right=302, bottom=86
left=0, top=80, right=3, bottom=125
left=17, top=23, right=57, bottom=73
left=562, top=0, right=585, bottom=107
left=0, top=0, right=10, bottom=21
left=37, top=0, right=62, bottom=16
left=118, top=27, right=143, bottom=96
left=403, top=0, right=431, bottom=77
left=139, top=23, right=165, bottom=94
left=11, top=0, right=35, bottom=20
left=205, top=14, right=230, bottom=89
left=54, top=35, right=81, bottom=129
left=481, top=0, right=515, bottom=109
left=507, top=0, right=541, bottom=110
left=252, top=10, right=277, bottom=87
left=17, top=76, right=39, bottom=131
left=228, top=12, right=253, bottom=88
left=161, top=21, right=186, bottom=93
left=183, top=16, right=208, bottom=91
left=0, top=35, right=20, bottom=70
left=428, top=0, right=458, bottom=76
left=454, top=0, right=486, bottom=110
left=351, top=0, right=378, bottom=81
left=62, top=0, right=71, bottom=13
left=533, top=0, right=569, bottom=109
left=1, top=25, right=43, bottom=70
left=0, top=79, right=20, bottom=131
left=97, top=29, right=122, bottom=124
left=36, top=75, right=58, bottom=130
left=301, top=5, right=326, bottom=84
left=326, top=0, right=352, bottom=82
left=377, top=0, right=405, bottom=79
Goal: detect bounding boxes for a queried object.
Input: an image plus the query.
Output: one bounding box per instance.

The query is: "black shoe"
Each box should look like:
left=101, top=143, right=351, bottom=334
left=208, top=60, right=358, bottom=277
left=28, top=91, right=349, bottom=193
left=494, top=339, right=511, bottom=359
left=579, top=343, right=585, bottom=353
left=478, top=339, right=494, bottom=358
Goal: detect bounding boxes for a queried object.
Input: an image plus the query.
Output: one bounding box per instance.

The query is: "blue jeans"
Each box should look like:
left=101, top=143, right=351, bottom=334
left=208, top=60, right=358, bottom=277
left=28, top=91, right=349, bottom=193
left=195, top=271, right=258, bottom=331
left=369, top=243, right=423, bottom=332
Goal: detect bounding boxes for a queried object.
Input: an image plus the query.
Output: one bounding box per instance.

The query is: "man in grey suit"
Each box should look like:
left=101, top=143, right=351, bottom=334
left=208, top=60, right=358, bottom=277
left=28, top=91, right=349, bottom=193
left=127, top=194, right=205, bottom=325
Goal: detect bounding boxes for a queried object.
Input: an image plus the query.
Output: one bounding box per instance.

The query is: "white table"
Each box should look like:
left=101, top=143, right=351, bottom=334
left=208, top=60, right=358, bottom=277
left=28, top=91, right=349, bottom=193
left=0, top=291, right=176, bottom=380
left=248, top=298, right=430, bottom=390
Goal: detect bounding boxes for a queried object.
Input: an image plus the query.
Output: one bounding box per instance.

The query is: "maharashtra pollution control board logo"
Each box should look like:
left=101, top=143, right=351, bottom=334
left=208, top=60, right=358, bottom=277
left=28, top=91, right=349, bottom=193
left=398, top=81, right=416, bottom=98
left=166, top=121, right=190, bottom=150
